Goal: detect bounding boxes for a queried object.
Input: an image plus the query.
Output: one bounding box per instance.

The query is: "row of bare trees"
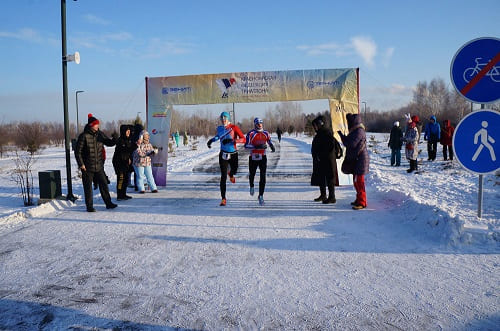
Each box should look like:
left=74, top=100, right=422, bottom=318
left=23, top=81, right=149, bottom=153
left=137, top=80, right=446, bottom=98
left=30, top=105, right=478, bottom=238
left=365, top=77, right=500, bottom=132
left=2, top=77, right=498, bottom=156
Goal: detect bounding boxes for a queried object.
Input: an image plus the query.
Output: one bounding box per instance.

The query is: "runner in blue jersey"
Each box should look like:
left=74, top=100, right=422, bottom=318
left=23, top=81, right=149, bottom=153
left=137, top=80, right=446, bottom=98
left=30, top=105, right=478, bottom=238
left=207, top=112, right=246, bottom=206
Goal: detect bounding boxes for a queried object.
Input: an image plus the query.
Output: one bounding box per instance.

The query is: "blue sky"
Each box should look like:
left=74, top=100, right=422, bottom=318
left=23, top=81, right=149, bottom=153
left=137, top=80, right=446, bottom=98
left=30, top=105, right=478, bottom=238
left=0, top=0, right=499, bottom=124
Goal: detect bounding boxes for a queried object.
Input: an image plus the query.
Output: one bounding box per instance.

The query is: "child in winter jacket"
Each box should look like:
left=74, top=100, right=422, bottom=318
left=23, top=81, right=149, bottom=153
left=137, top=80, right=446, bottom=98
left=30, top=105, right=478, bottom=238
left=404, top=115, right=420, bottom=173
left=440, top=119, right=454, bottom=161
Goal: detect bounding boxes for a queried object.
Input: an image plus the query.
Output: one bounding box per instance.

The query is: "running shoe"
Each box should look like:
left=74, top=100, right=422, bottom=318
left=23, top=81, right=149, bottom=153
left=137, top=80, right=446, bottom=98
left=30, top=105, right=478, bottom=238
left=250, top=187, right=255, bottom=196
left=258, top=195, right=264, bottom=206
left=220, top=198, right=227, bottom=206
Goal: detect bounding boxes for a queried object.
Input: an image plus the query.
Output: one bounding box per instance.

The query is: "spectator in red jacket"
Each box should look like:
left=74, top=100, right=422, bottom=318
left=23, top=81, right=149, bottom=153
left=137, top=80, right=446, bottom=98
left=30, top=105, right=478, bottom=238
left=440, top=119, right=455, bottom=161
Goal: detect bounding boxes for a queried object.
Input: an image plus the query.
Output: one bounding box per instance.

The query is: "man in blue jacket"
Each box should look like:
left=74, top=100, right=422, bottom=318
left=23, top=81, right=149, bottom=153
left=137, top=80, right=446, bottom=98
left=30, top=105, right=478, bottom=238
left=424, top=115, right=441, bottom=161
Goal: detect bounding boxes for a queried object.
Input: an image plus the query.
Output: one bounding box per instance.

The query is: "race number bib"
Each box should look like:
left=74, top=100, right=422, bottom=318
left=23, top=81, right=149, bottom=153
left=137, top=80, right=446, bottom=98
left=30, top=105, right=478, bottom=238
left=251, top=153, right=263, bottom=161
left=222, top=152, right=231, bottom=160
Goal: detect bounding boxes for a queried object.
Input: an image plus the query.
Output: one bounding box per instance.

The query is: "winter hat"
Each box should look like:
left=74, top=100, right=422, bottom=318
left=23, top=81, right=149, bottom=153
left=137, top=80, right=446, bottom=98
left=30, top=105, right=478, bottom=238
left=411, top=115, right=420, bottom=124
left=394, top=121, right=399, bottom=127
left=87, top=113, right=99, bottom=127
left=312, top=115, right=325, bottom=128
left=254, top=117, right=263, bottom=126
left=220, top=111, right=230, bottom=121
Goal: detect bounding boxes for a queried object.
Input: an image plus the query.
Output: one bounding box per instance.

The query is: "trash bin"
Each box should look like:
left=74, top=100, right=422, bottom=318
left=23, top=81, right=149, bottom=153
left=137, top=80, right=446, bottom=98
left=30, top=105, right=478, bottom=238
left=39, top=170, right=62, bottom=199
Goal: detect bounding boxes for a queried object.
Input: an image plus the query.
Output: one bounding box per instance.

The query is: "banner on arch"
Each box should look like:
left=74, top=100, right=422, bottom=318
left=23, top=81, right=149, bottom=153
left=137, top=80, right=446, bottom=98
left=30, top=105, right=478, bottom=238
left=146, top=68, right=359, bottom=186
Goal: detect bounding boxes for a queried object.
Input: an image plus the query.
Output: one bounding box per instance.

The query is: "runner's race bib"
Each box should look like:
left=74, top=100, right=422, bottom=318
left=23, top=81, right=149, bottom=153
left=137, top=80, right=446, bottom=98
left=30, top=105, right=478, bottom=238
left=222, top=152, right=231, bottom=160
left=251, top=153, right=263, bottom=161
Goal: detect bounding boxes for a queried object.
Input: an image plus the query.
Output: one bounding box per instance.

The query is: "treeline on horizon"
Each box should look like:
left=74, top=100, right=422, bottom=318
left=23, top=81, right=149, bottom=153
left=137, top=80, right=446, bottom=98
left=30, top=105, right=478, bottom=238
left=1, top=77, right=498, bottom=156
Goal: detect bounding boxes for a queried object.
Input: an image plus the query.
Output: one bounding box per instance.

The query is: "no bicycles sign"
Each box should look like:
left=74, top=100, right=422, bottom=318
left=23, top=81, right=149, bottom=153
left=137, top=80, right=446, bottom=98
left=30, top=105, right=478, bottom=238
left=450, top=37, right=500, bottom=104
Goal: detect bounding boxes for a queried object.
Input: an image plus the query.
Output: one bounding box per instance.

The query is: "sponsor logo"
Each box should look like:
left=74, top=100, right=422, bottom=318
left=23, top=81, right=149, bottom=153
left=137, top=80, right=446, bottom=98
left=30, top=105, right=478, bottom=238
left=307, top=80, right=341, bottom=89
left=215, top=77, right=237, bottom=98
left=151, top=129, right=166, bottom=135
left=162, top=86, right=192, bottom=95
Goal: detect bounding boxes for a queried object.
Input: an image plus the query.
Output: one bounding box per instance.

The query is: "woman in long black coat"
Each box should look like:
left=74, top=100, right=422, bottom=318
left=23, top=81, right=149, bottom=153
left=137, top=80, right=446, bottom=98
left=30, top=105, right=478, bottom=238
left=311, top=115, right=340, bottom=204
left=112, top=124, right=135, bottom=200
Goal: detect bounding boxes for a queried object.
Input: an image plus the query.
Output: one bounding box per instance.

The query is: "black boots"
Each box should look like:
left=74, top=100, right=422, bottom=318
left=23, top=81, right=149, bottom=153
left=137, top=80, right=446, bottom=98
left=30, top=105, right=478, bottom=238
left=315, top=185, right=336, bottom=203
left=314, top=186, right=327, bottom=202
left=407, top=160, right=418, bottom=173
left=322, top=184, right=336, bottom=204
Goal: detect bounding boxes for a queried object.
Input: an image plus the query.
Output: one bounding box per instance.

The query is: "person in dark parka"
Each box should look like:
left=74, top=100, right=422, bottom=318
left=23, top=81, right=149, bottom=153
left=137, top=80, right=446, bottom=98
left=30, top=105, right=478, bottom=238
left=424, top=115, right=441, bottom=161
left=338, top=113, right=369, bottom=210
left=388, top=121, right=403, bottom=166
left=75, top=114, right=117, bottom=212
left=311, top=115, right=340, bottom=204
left=112, top=124, right=135, bottom=200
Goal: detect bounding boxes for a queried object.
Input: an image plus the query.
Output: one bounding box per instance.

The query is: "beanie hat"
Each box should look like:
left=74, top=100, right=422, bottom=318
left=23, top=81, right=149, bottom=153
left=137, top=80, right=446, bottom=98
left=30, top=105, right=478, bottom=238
left=87, top=113, right=99, bottom=127
left=394, top=121, right=399, bottom=127
left=254, top=117, right=263, bottom=126
left=220, top=111, right=230, bottom=121
left=411, top=115, right=420, bottom=124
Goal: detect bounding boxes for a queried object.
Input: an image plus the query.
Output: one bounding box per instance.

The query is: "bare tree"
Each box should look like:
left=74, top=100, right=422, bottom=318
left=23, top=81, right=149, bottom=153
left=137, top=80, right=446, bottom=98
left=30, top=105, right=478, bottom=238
left=15, top=122, right=47, bottom=154
left=11, top=150, right=37, bottom=206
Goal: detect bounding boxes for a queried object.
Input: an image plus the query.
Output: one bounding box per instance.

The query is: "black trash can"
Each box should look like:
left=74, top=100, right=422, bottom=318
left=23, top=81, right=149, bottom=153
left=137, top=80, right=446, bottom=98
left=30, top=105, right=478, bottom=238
left=39, top=170, right=62, bottom=199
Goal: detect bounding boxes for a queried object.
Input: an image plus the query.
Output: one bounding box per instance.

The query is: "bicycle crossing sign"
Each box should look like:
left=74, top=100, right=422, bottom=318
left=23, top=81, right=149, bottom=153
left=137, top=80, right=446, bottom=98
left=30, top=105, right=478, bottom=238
left=450, top=37, right=500, bottom=104
left=453, top=109, right=500, bottom=174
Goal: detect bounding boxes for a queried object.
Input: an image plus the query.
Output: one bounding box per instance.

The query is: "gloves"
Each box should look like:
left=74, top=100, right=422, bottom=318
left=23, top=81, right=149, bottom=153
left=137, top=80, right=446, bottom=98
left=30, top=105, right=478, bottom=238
left=221, top=138, right=233, bottom=145
left=206, top=139, right=213, bottom=148
left=146, top=148, right=158, bottom=156
left=270, top=145, right=275, bottom=152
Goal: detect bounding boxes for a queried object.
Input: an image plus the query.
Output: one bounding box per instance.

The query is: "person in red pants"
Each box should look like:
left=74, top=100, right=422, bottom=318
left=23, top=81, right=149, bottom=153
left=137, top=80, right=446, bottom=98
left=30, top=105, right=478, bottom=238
left=338, top=113, right=369, bottom=210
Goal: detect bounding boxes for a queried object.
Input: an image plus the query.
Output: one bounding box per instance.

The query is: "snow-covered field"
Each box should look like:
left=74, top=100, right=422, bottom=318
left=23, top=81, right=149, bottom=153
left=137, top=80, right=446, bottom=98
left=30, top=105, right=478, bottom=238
left=0, top=133, right=498, bottom=330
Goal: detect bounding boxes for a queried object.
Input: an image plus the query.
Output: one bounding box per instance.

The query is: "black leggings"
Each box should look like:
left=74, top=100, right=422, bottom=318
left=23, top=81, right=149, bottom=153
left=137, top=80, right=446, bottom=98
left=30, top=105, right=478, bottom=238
left=219, top=151, right=238, bottom=199
left=249, top=155, right=267, bottom=196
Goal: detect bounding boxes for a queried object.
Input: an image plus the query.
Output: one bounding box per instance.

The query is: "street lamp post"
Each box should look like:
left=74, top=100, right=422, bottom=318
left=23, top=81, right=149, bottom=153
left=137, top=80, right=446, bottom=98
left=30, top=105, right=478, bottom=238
left=362, top=101, right=367, bottom=118
left=61, top=0, right=77, bottom=202
left=76, top=90, right=84, bottom=134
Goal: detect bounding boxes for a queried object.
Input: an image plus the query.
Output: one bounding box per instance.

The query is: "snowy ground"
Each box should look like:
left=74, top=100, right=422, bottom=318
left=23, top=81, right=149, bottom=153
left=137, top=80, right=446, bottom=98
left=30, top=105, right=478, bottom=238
left=0, top=133, right=498, bottom=330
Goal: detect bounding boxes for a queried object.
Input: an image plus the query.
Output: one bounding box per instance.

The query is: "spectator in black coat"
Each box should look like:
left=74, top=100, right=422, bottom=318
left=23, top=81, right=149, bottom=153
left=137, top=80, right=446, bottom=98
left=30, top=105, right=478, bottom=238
left=75, top=114, right=117, bottom=212
left=310, top=115, right=340, bottom=204
left=388, top=121, right=403, bottom=166
left=112, top=124, right=135, bottom=200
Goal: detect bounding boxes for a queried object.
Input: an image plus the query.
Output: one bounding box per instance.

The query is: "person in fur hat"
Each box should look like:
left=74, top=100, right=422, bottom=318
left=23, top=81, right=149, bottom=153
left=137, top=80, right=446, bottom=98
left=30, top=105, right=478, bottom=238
left=311, top=115, right=340, bottom=204
left=403, top=115, right=420, bottom=173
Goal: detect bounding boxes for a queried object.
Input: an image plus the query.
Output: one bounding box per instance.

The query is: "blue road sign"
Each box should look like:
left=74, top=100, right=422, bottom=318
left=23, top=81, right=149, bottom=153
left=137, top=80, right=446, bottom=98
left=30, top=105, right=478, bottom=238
left=450, top=37, right=500, bottom=104
left=453, top=109, right=500, bottom=174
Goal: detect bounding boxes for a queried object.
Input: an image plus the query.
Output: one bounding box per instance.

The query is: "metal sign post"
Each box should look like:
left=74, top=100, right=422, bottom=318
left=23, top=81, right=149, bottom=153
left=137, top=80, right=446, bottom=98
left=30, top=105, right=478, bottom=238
left=451, top=37, right=500, bottom=218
